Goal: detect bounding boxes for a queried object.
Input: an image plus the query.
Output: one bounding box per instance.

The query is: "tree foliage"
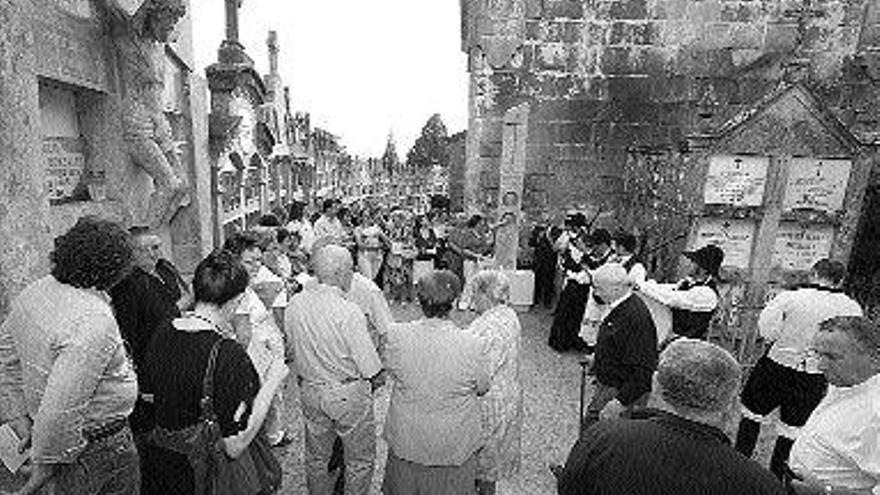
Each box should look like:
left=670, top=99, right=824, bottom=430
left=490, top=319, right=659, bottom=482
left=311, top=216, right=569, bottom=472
left=406, top=113, right=449, bottom=170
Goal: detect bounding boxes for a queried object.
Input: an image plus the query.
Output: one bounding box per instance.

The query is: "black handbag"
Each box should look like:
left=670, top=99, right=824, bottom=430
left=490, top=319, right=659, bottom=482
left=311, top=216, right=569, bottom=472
left=149, top=338, right=281, bottom=495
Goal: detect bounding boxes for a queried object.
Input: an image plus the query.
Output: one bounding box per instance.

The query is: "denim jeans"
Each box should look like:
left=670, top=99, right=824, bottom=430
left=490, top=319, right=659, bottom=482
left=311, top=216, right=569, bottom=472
left=55, top=426, right=140, bottom=495
left=301, top=380, right=375, bottom=495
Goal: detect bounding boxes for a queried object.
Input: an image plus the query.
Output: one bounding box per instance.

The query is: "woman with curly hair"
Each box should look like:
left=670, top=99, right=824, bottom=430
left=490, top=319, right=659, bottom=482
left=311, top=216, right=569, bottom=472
left=0, top=216, right=140, bottom=495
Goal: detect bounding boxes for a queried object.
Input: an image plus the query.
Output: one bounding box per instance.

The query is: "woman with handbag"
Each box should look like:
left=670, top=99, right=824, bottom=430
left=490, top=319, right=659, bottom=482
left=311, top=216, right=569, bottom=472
left=139, top=250, right=288, bottom=495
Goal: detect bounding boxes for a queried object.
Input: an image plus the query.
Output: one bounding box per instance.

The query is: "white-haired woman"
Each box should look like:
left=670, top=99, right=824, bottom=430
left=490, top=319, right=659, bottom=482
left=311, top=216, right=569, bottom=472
left=468, top=270, right=524, bottom=495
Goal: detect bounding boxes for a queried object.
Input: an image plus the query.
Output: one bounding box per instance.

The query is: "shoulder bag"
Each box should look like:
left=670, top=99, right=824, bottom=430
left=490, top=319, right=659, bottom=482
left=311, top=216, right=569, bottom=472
left=148, top=338, right=281, bottom=495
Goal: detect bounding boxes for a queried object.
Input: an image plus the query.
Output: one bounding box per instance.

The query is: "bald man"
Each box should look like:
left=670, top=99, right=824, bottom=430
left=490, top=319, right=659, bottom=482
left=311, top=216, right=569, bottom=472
left=285, top=245, right=383, bottom=495
left=584, top=263, right=658, bottom=427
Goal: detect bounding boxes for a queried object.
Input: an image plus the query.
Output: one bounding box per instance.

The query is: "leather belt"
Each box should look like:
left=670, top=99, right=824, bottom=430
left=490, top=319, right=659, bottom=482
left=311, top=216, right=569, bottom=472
left=297, top=375, right=364, bottom=387
left=84, top=418, right=128, bottom=443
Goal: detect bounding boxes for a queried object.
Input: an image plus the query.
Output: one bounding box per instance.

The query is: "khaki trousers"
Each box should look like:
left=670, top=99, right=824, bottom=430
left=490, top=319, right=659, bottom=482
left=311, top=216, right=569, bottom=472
left=301, top=380, right=375, bottom=495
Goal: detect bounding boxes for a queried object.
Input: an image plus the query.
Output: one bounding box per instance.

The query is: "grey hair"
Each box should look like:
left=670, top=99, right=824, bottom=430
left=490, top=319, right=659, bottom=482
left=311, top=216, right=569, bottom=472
left=471, top=270, right=511, bottom=305
left=656, top=338, right=741, bottom=413
left=819, top=316, right=880, bottom=361
left=312, top=244, right=352, bottom=282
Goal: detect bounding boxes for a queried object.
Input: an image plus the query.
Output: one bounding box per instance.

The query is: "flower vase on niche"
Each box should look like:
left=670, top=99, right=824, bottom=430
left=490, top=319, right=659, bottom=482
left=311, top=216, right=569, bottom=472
left=87, top=170, right=107, bottom=202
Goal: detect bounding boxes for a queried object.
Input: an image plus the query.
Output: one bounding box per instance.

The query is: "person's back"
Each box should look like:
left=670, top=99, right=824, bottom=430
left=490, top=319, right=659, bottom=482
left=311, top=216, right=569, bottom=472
left=287, top=282, right=378, bottom=385
left=762, top=286, right=862, bottom=368
left=4, top=276, right=137, bottom=425
left=384, top=318, right=487, bottom=466
left=559, top=338, right=786, bottom=495
left=559, top=410, right=785, bottom=495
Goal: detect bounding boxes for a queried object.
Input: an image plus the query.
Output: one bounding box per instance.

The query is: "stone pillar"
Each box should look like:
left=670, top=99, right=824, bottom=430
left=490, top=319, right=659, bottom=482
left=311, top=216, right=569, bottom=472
left=267, top=31, right=279, bottom=76
left=0, top=0, right=50, bottom=320
left=494, top=102, right=529, bottom=270
left=224, top=0, right=240, bottom=44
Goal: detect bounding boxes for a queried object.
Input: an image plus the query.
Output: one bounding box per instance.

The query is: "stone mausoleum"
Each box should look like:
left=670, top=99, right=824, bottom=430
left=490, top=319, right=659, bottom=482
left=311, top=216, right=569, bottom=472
left=207, top=0, right=314, bottom=245
left=0, top=0, right=213, bottom=317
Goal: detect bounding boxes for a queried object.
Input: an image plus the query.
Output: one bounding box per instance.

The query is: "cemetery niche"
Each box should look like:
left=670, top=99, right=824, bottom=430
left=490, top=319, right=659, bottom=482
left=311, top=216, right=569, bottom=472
left=680, top=83, right=875, bottom=366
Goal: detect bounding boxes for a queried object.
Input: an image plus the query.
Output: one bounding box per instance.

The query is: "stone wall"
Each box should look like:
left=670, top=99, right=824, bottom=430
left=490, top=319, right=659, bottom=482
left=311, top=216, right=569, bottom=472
left=462, top=0, right=880, bottom=223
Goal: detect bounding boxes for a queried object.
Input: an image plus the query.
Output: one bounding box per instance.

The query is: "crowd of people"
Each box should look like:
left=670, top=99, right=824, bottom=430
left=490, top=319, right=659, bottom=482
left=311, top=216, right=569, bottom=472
left=0, top=210, right=523, bottom=495
left=0, top=205, right=877, bottom=495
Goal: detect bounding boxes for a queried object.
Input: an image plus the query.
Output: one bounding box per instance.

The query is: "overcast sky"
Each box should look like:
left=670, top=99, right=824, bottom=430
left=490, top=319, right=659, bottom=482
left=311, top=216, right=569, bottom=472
left=190, top=0, right=469, bottom=158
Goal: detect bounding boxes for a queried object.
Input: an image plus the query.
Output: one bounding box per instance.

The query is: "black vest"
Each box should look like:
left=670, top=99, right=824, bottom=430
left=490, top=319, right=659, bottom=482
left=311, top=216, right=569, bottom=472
left=671, top=278, right=718, bottom=340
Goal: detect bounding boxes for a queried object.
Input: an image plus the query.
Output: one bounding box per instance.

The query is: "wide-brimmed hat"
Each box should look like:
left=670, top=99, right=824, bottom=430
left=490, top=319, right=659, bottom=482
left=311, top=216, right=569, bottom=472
left=683, top=245, right=724, bottom=277
left=587, top=228, right=612, bottom=247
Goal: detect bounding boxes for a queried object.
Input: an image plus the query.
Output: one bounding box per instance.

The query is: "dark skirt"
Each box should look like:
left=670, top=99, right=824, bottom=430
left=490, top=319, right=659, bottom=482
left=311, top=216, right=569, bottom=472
left=548, top=281, right=590, bottom=352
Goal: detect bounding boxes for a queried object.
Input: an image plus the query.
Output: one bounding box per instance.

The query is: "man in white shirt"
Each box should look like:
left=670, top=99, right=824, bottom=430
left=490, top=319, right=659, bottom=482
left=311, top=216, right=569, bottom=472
left=286, top=245, right=384, bottom=495
left=787, top=315, right=880, bottom=495
left=637, top=245, right=723, bottom=341
left=735, top=259, right=863, bottom=480
left=312, top=199, right=346, bottom=249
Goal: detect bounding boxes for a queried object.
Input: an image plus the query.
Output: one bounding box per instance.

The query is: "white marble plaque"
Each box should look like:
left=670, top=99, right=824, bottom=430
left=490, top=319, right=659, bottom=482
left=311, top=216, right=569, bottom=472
left=703, top=155, right=769, bottom=206
left=783, top=158, right=851, bottom=212
left=772, top=223, right=834, bottom=271
left=43, top=138, right=86, bottom=201
left=693, top=219, right=756, bottom=269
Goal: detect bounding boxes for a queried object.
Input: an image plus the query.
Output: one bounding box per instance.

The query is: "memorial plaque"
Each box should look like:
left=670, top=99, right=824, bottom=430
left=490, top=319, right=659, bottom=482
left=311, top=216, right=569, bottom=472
left=772, top=223, right=834, bottom=271
left=703, top=155, right=769, bottom=206
left=693, top=219, right=756, bottom=269
left=783, top=158, right=851, bottom=212
left=43, top=138, right=86, bottom=201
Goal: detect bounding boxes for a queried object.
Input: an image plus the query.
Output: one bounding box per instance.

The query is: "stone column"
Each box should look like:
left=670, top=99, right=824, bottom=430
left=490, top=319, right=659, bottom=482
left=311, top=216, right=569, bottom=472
left=267, top=30, right=279, bottom=76
left=0, top=0, right=51, bottom=320
left=224, top=0, right=241, bottom=44
left=494, top=102, right=529, bottom=270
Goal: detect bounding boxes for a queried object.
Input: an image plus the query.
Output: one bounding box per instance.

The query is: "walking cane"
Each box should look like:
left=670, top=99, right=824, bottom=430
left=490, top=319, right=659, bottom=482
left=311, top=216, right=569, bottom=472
left=577, top=355, right=594, bottom=432
left=578, top=359, right=588, bottom=431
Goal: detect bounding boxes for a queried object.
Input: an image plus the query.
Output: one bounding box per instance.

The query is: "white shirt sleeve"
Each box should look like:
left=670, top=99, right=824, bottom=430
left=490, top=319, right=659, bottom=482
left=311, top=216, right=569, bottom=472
left=628, top=263, right=647, bottom=285
left=344, top=309, right=383, bottom=379
left=553, top=232, right=570, bottom=252
left=757, top=291, right=789, bottom=342
left=368, top=287, right=395, bottom=338
left=638, top=280, right=718, bottom=312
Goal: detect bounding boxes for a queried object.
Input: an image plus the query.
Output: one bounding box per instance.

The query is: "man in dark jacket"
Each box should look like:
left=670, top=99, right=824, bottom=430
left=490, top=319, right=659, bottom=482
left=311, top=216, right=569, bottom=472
left=582, top=263, right=657, bottom=425
left=559, top=339, right=786, bottom=495
left=109, top=227, right=185, bottom=494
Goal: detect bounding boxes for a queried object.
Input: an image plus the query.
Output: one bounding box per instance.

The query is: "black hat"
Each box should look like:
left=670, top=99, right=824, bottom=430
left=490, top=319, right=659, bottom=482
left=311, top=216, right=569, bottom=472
left=588, top=228, right=612, bottom=247
left=683, top=245, right=724, bottom=277
left=565, top=213, right=587, bottom=228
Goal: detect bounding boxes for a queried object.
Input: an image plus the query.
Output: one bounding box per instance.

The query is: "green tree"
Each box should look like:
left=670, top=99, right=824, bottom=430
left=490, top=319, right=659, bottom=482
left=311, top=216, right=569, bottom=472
left=406, top=114, right=449, bottom=170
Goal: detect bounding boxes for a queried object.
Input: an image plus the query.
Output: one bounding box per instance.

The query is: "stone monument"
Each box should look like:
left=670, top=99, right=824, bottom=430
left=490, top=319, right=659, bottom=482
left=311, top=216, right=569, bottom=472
left=107, top=0, right=190, bottom=228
